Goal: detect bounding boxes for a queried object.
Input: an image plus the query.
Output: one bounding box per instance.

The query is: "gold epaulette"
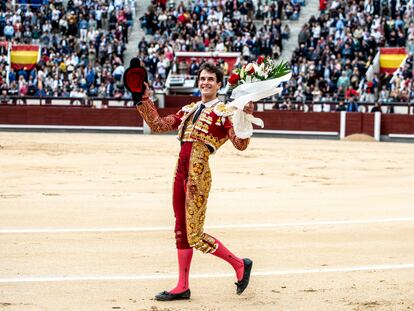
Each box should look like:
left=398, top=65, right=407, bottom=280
left=182, top=102, right=198, bottom=112
left=213, top=102, right=233, bottom=117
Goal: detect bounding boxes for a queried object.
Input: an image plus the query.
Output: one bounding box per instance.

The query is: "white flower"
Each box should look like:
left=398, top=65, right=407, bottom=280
left=253, top=63, right=262, bottom=77
left=259, top=63, right=265, bottom=71
left=245, top=63, right=254, bottom=73
left=230, top=57, right=291, bottom=88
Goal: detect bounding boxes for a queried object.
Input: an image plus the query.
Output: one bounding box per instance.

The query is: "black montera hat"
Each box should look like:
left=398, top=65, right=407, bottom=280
left=123, top=57, right=148, bottom=103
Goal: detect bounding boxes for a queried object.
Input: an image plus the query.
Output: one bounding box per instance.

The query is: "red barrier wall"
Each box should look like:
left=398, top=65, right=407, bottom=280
left=1, top=105, right=414, bottom=137
left=0, top=106, right=143, bottom=127
left=345, top=113, right=375, bottom=137
left=0, top=106, right=341, bottom=133
left=254, top=111, right=340, bottom=131
left=381, top=114, right=414, bottom=135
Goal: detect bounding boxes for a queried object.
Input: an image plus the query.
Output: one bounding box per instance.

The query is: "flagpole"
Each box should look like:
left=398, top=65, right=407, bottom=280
left=37, top=44, right=41, bottom=63
left=6, top=42, right=11, bottom=86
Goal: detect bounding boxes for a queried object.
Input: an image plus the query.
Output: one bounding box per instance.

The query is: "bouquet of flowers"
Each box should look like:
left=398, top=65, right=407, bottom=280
left=228, top=56, right=291, bottom=88
left=227, top=56, right=292, bottom=110
left=226, top=56, right=292, bottom=138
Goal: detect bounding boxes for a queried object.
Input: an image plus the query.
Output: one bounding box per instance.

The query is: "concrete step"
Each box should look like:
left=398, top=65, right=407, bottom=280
left=128, top=0, right=320, bottom=67
left=124, top=0, right=152, bottom=66
left=279, top=0, right=320, bottom=61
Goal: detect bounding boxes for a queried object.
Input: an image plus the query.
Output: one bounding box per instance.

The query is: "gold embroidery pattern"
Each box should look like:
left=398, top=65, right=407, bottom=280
left=181, top=126, right=194, bottom=141
left=228, top=126, right=250, bottom=150
left=182, top=102, right=198, bottom=112
left=191, top=130, right=228, bottom=153
left=177, top=106, right=198, bottom=140
left=137, top=100, right=178, bottom=133
left=215, top=117, right=222, bottom=126
left=194, top=123, right=209, bottom=133
left=214, top=102, right=233, bottom=117
left=185, top=142, right=217, bottom=253
left=180, top=112, right=196, bottom=142
left=199, top=113, right=213, bottom=125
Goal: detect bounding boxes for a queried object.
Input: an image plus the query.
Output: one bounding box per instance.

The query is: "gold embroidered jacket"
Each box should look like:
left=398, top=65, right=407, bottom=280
left=136, top=99, right=249, bottom=152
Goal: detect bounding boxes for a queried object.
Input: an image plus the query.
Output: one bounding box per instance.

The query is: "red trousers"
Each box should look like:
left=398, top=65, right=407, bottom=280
left=173, top=142, right=217, bottom=252
left=173, top=142, right=193, bottom=249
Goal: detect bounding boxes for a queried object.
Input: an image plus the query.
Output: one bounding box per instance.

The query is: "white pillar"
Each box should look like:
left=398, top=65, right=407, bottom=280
left=156, top=91, right=165, bottom=108
left=374, top=112, right=381, bottom=141
left=143, top=120, right=151, bottom=134
left=339, top=111, right=346, bottom=139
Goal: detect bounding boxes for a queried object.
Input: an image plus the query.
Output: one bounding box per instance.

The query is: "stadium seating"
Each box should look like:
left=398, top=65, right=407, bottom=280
left=284, top=0, right=414, bottom=108
left=138, top=0, right=291, bottom=88
left=0, top=0, right=134, bottom=97
left=1, top=0, right=412, bottom=108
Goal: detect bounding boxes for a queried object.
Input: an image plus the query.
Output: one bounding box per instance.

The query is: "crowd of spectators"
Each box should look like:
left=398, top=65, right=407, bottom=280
left=0, top=0, right=135, bottom=98
left=140, top=0, right=414, bottom=110
left=138, top=0, right=310, bottom=90
left=256, top=0, right=305, bottom=22
left=1, top=0, right=413, bottom=110
left=282, top=0, right=414, bottom=110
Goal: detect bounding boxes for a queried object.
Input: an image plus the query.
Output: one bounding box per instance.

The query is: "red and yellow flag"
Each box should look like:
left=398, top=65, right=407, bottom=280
left=379, top=47, right=407, bottom=74
left=10, top=44, right=40, bottom=70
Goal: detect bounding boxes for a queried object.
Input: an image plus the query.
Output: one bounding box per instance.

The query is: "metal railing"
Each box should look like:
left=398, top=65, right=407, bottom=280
left=1, top=96, right=413, bottom=114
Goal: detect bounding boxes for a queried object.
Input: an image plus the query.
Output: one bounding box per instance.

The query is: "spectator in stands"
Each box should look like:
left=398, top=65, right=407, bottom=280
left=371, top=102, right=382, bottom=112
left=335, top=100, right=347, bottom=111
left=4, top=22, right=13, bottom=40
left=189, top=59, right=200, bottom=76
left=360, top=81, right=376, bottom=102
left=379, top=85, right=390, bottom=103
left=18, top=75, right=28, bottom=96
left=408, top=37, right=414, bottom=55
left=293, top=83, right=306, bottom=102
left=282, top=24, right=290, bottom=40
left=137, top=0, right=303, bottom=88
left=112, top=62, right=125, bottom=82
left=0, top=87, right=9, bottom=104
left=1, top=0, right=134, bottom=98
left=337, top=72, right=350, bottom=90
left=312, top=85, right=322, bottom=102
left=346, top=96, right=359, bottom=112
left=287, top=0, right=414, bottom=107
left=8, top=81, right=18, bottom=96
left=152, top=75, right=164, bottom=90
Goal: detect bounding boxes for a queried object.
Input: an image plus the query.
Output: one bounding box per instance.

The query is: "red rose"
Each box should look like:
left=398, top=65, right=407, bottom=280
left=247, top=66, right=255, bottom=74
left=228, top=73, right=240, bottom=85
left=257, top=56, right=265, bottom=65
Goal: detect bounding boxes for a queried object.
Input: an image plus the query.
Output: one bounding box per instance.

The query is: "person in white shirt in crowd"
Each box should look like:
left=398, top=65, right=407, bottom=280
left=112, top=63, right=125, bottom=82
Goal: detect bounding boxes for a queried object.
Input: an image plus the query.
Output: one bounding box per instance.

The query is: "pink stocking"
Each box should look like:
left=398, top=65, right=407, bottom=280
left=211, top=239, right=244, bottom=281
left=169, top=248, right=193, bottom=294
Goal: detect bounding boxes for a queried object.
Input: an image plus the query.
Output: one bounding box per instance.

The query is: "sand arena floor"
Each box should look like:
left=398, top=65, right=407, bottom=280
left=1, top=132, right=414, bottom=311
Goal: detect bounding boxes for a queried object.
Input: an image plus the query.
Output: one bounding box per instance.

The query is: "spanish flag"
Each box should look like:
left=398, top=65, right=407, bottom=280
left=10, top=44, right=41, bottom=70
left=379, top=47, right=407, bottom=74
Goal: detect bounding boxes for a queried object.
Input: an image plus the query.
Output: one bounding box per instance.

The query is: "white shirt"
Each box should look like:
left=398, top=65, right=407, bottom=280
left=113, top=65, right=125, bottom=76
left=201, top=98, right=220, bottom=107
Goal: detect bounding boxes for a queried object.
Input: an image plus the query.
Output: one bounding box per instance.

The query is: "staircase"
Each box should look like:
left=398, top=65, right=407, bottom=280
left=125, top=0, right=320, bottom=66
left=124, top=0, right=152, bottom=66
left=279, top=0, right=320, bottom=62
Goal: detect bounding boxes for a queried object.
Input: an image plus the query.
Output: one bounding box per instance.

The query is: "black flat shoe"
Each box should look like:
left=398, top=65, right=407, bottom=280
left=155, top=289, right=191, bottom=301
left=235, top=258, right=253, bottom=295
